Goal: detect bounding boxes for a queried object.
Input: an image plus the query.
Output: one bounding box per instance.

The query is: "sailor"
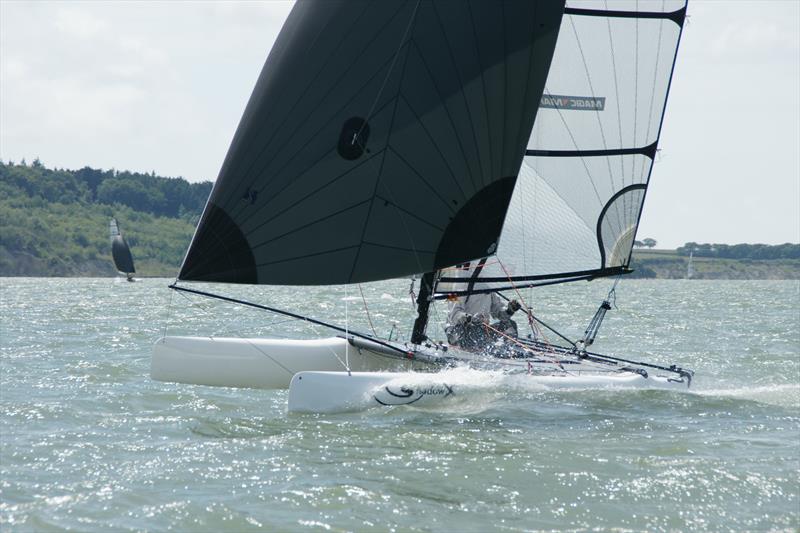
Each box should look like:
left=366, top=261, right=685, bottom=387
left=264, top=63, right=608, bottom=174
left=446, top=294, right=521, bottom=351
left=443, top=263, right=522, bottom=352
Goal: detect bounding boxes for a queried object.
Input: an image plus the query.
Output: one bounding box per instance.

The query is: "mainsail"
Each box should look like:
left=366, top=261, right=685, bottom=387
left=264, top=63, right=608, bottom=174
left=178, top=0, right=566, bottom=286
left=438, top=0, right=687, bottom=295
left=109, top=218, right=135, bottom=276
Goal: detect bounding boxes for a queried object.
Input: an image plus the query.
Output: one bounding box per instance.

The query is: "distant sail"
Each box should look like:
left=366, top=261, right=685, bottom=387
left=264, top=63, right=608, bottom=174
left=179, top=0, right=566, bottom=285
left=440, top=0, right=687, bottom=293
left=109, top=218, right=136, bottom=277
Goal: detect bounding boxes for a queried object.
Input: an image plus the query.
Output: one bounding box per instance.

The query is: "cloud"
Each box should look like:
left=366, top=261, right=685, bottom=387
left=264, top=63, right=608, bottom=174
left=1, top=1, right=293, bottom=181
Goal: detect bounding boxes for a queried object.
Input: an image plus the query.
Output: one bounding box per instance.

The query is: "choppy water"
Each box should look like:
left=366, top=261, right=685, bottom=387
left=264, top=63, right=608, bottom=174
left=1, top=278, right=798, bottom=532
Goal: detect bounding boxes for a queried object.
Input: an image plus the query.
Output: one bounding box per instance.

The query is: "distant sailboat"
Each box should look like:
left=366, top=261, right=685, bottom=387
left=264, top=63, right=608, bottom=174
left=687, top=250, right=694, bottom=279
left=152, top=0, right=693, bottom=413
left=109, top=218, right=136, bottom=282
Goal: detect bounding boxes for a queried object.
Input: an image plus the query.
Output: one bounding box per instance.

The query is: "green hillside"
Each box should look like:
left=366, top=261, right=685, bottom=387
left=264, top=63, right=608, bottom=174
left=0, top=160, right=211, bottom=277
left=629, top=248, right=800, bottom=279
left=1, top=160, right=798, bottom=279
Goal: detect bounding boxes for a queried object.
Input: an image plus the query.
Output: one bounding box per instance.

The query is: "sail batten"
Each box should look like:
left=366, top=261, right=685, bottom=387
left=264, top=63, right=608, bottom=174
left=179, top=0, right=566, bottom=285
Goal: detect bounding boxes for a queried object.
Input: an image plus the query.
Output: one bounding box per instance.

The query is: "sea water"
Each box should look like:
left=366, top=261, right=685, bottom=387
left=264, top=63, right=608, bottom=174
left=1, top=278, right=798, bottom=531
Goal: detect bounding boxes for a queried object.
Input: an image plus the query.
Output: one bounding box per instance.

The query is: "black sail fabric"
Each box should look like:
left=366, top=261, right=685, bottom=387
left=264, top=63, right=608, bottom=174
left=109, top=219, right=135, bottom=275
left=179, top=0, right=565, bottom=285
left=439, top=0, right=688, bottom=293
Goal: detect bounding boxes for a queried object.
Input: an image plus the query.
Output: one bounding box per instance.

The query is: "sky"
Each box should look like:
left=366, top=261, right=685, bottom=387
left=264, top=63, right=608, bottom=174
left=1, top=0, right=798, bottom=249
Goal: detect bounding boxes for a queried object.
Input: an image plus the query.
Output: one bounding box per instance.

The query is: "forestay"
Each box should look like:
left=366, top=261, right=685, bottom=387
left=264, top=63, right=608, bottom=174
left=179, top=0, right=566, bottom=286
left=439, top=0, right=687, bottom=295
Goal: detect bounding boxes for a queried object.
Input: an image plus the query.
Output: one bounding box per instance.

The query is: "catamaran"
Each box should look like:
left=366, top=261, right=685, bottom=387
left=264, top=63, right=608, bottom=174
left=152, top=0, right=692, bottom=413
left=110, top=218, right=136, bottom=282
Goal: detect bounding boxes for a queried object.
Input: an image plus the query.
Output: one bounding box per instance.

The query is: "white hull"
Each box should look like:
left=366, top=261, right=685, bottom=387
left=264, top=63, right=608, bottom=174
left=151, top=336, right=421, bottom=389
left=288, top=369, right=690, bottom=414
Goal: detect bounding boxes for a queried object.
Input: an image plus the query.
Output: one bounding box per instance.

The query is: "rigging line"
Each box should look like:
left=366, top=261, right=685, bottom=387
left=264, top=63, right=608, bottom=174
left=355, top=0, right=421, bottom=142
left=496, top=258, right=541, bottom=340
left=632, top=0, right=639, bottom=202
left=518, top=171, right=529, bottom=305
left=169, top=283, right=413, bottom=360
left=211, top=318, right=298, bottom=340
left=497, top=290, right=579, bottom=349
left=172, top=288, right=266, bottom=339
left=358, top=284, right=378, bottom=337
left=345, top=284, right=350, bottom=374
left=480, top=321, right=568, bottom=372
left=568, top=14, right=626, bottom=240
left=161, top=278, right=176, bottom=341
left=172, top=288, right=298, bottom=376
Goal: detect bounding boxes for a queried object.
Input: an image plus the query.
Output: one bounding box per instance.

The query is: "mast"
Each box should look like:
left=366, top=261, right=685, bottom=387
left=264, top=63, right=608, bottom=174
left=410, top=272, right=435, bottom=345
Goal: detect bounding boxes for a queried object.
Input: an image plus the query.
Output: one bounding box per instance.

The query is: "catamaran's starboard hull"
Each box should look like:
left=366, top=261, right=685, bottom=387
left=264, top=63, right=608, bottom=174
left=287, top=370, right=691, bottom=414
left=151, top=336, right=421, bottom=389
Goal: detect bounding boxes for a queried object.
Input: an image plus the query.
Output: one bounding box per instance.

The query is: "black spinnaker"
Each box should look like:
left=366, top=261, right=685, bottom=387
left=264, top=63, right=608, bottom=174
left=177, top=0, right=566, bottom=286
left=110, top=218, right=136, bottom=281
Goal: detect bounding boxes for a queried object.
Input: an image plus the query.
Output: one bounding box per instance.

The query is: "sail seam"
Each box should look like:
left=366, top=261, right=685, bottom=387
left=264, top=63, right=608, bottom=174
left=247, top=149, right=384, bottom=236
left=374, top=194, right=445, bottom=232
left=466, top=0, right=493, bottom=187
left=222, top=2, right=371, bottom=209
left=408, top=39, right=475, bottom=198
left=430, top=1, right=485, bottom=196
left=361, top=241, right=436, bottom=255
left=394, top=94, right=466, bottom=206
left=255, top=245, right=360, bottom=268
left=249, top=199, right=372, bottom=251
left=228, top=59, right=403, bottom=229
left=219, top=48, right=403, bottom=233
left=540, top=87, right=604, bottom=208
left=348, top=2, right=421, bottom=282
left=386, top=144, right=457, bottom=215
left=568, top=14, right=625, bottom=239
left=224, top=1, right=408, bottom=212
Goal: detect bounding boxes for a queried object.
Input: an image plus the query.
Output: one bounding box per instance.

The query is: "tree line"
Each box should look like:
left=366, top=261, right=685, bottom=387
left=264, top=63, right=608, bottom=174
left=1, top=159, right=212, bottom=219
left=676, top=242, right=800, bottom=260
left=0, top=159, right=211, bottom=276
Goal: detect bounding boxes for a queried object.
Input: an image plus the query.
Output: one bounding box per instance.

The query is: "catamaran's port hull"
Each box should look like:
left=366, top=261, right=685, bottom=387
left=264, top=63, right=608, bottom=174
left=151, top=336, right=422, bottom=389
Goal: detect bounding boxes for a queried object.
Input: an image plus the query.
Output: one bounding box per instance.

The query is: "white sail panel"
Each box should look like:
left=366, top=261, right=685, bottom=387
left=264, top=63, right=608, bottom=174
left=438, top=0, right=687, bottom=293
left=528, top=13, right=681, bottom=152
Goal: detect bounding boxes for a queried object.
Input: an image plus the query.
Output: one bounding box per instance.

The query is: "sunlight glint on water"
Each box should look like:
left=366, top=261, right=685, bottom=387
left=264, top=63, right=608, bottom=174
left=1, top=278, right=798, bottom=531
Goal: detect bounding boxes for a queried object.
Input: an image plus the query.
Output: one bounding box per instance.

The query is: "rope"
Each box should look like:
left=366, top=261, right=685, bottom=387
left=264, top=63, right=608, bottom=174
left=345, top=284, right=350, bottom=374
left=480, top=321, right=567, bottom=372
left=496, top=259, right=544, bottom=341
left=358, top=284, right=378, bottom=337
